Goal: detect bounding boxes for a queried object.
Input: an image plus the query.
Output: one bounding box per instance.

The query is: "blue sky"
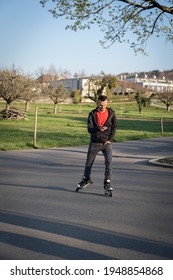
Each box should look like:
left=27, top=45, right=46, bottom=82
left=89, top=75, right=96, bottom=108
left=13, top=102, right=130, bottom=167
left=0, top=0, right=172, bottom=77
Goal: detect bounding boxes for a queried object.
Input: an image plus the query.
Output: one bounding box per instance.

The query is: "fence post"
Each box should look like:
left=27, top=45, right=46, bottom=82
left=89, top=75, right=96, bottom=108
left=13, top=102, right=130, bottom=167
left=160, top=117, right=163, bottom=135
left=33, top=106, right=38, bottom=147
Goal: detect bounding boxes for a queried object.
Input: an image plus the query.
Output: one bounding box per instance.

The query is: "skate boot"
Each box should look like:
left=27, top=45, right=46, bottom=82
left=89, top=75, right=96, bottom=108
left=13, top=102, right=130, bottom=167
left=104, top=179, right=113, bottom=197
left=76, top=176, right=93, bottom=192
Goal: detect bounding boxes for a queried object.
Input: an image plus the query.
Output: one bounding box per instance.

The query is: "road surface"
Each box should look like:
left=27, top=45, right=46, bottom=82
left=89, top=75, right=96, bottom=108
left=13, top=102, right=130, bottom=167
left=0, top=137, right=173, bottom=259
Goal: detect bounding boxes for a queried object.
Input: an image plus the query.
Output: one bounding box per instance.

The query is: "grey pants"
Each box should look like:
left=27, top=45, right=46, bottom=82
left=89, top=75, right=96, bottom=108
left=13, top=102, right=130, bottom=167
left=84, top=142, right=112, bottom=181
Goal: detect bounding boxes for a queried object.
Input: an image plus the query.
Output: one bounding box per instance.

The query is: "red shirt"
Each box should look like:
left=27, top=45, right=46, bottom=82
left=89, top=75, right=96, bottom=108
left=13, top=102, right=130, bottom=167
left=96, top=108, right=109, bottom=126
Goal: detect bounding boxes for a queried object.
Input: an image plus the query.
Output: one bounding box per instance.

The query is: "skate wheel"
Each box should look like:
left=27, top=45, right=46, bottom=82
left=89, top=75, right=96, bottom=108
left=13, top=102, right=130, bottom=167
left=76, top=187, right=80, bottom=192
left=105, top=191, right=112, bottom=197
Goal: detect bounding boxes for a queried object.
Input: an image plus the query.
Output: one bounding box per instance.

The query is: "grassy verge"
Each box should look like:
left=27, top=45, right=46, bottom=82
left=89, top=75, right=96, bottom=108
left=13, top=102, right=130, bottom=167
left=158, top=157, right=173, bottom=165
left=0, top=101, right=173, bottom=150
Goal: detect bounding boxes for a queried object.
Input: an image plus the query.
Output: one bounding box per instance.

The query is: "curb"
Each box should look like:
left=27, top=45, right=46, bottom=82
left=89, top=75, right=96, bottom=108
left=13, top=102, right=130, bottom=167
left=148, top=158, right=173, bottom=168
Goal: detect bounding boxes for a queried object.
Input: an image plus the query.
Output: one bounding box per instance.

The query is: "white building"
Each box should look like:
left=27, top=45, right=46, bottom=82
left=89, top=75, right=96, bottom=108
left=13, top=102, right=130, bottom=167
left=51, top=77, right=100, bottom=101
left=125, top=74, right=173, bottom=92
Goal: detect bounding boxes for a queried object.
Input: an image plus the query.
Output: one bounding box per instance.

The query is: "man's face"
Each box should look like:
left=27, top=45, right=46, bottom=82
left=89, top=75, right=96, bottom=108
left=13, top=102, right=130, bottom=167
left=97, top=99, right=107, bottom=112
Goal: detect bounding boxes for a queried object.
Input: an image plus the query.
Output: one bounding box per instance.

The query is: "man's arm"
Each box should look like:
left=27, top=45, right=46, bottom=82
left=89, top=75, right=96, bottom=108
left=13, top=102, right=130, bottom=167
left=108, top=113, right=117, bottom=142
left=87, top=112, right=100, bottom=134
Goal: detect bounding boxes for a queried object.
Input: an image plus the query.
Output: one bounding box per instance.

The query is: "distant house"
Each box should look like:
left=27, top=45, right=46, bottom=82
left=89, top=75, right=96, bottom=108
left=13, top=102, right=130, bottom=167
left=36, top=74, right=69, bottom=86
left=51, top=77, right=96, bottom=102
left=123, top=74, right=173, bottom=92
left=115, top=80, right=148, bottom=95
left=50, top=76, right=150, bottom=101
left=51, top=78, right=79, bottom=92
left=36, top=74, right=55, bottom=86
left=49, top=73, right=173, bottom=102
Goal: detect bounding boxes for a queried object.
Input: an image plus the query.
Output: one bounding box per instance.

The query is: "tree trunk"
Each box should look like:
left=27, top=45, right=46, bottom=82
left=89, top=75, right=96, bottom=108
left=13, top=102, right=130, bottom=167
left=6, top=103, right=10, bottom=110
left=167, top=104, right=170, bottom=112
left=138, top=104, right=142, bottom=113
left=25, top=101, right=29, bottom=112
left=54, top=103, right=57, bottom=114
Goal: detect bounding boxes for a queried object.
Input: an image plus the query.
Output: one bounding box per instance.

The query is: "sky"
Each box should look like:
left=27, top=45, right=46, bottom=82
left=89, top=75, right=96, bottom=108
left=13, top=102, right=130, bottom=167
left=0, top=0, right=173, bottom=78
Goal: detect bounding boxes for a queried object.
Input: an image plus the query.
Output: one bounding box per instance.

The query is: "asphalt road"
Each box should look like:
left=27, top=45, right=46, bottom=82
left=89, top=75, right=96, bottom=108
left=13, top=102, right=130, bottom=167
left=0, top=137, right=173, bottom=260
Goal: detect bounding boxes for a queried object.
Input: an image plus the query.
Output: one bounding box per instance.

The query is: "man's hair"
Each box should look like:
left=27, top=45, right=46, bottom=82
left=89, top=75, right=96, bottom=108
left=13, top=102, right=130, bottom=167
left=98, top=95, right=107, bottom=102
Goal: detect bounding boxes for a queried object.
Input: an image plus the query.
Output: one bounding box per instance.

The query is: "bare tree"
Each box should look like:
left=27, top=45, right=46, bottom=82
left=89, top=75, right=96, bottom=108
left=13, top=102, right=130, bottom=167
left=40, top=0, right=173, bottom=54
left=73, top=70, right=87, bottom=78
left=36, top=65, right=72, bottom=81
left=157, top=92, right=173, bottom=111
left=0, top=66, right=34, bottom=110
left=43, top=84, right=67, bottom=114
left=21, top=80, right=41, bottom=112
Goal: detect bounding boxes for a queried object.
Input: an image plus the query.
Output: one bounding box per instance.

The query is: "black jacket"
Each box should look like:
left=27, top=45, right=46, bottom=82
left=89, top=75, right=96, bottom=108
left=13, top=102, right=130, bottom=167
left=87, top=107, right=117, bottom=144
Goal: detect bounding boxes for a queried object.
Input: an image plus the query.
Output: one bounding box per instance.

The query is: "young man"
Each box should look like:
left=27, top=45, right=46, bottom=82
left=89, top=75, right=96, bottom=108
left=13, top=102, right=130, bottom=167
left=76, top=95, right=117, bottom=194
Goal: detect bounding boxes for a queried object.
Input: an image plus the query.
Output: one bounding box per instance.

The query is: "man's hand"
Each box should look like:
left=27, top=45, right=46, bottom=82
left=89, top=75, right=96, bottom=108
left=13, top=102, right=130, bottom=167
left=104, top=141, right=111, bottom=145
left=99, top=126, right=108, bottom=132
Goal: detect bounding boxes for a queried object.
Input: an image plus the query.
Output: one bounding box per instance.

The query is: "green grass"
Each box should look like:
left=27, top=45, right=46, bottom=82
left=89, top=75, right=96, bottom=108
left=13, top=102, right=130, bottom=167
left=0, top=101, right=173, bottom=150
